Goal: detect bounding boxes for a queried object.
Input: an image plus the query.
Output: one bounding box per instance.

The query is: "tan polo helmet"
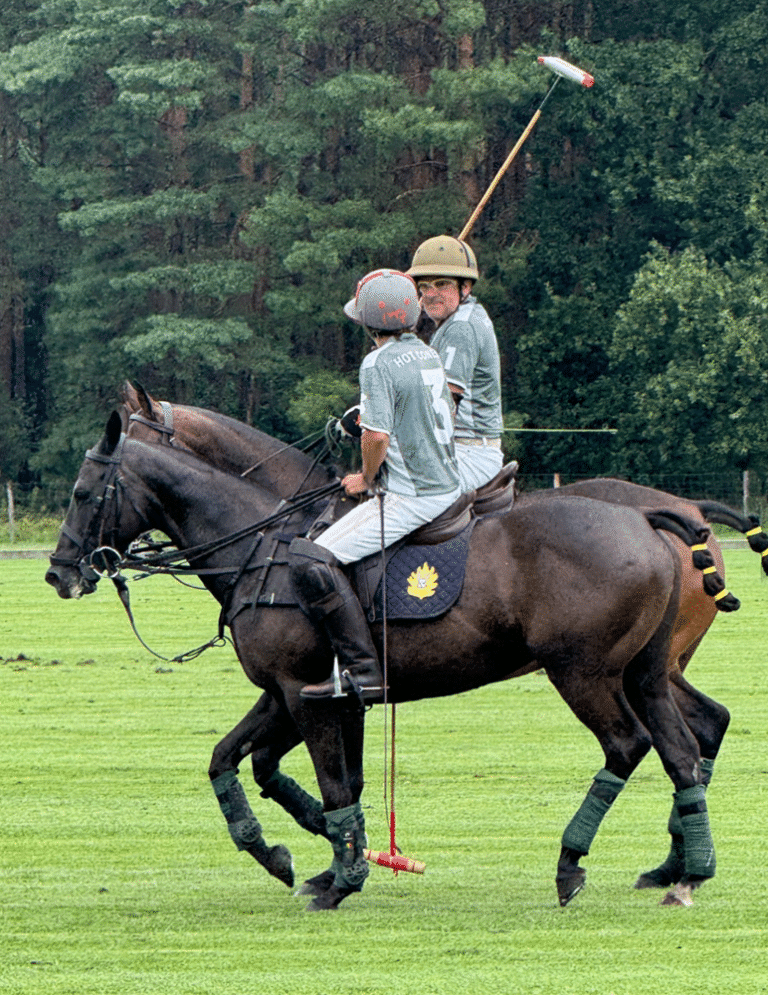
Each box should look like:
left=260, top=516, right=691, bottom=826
left=407, top=235, right=479, bottom=281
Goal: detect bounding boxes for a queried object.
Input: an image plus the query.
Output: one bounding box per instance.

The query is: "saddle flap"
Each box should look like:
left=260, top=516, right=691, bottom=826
left=408, top=490, right=475, bottom=545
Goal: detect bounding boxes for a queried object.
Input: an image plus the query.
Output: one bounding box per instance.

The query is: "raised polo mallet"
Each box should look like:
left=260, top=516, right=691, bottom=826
left=458, top=56, right=595, bottom=240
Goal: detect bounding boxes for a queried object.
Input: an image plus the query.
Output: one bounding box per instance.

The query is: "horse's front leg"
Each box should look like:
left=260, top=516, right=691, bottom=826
left=209, top=694, right=300, bottom=888
left=289, top=694, right=369, bottom=911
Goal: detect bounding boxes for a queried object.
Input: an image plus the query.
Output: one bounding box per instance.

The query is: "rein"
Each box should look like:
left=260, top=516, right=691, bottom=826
left=128, top=402, right=341, bottom=504
left=239, top=429, right=327, bottom=480
left=119, top=479, right=342, bottom=575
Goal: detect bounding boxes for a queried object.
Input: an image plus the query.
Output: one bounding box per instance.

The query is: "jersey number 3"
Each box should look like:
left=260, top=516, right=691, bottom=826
left=421, top=369, right=453, bottom=446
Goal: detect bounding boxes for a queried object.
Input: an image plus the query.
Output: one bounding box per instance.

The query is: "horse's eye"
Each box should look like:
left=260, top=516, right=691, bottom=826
left=74, top=488, right=90, bottom=503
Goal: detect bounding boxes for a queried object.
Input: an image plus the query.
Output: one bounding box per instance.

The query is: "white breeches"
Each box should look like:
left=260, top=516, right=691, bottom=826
left=455, top=443, right=503, bottom=492
left=314, top=486, right=463, bottom=565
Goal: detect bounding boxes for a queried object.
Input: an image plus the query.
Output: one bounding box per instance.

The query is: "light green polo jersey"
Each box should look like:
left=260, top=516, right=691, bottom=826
left=358, top=333, right=459, bottom=497
left=429, top=296, right=503, bottom=439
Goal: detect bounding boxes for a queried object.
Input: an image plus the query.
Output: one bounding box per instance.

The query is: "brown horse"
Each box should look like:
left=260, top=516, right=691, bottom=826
left=47, top=411, right=718, bottom=910
left=120, top=383, right=764, bottom=891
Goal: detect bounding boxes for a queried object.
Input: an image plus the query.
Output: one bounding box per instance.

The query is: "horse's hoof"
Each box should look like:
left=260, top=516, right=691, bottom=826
left=296, top=869, right=335, bottom=898
left=263, top=845, right=295, bottom=888
left=305, top=884, right=354, bottom=912
left=634, top=866, right=681, bottom=890
left=556, top=868, right=586, bottom=907
left=661, top=883, right=694, bottom=907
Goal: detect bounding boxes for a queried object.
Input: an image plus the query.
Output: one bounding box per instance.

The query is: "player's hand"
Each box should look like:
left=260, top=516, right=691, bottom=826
left=341, top=472, right=370, bottom=496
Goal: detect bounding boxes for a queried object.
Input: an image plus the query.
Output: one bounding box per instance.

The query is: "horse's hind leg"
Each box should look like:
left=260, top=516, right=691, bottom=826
left=546, top=670, right=654, bottom=907
left=634, top=671, right=728, bottom=890
left=624, top=662, right=717, bottom=903
left=209, top=693, right=304, bottom=888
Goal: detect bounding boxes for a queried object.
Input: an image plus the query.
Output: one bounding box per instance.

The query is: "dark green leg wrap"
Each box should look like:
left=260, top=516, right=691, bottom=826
left=212, top=769, right=267, bottom=854
left=259, top=769, right=329, bottom=839
left=668, top=757, right=715, bottom=836
left=636, top=762, right=716, bottom=889
left=561, top=768, right=626, bottom=855
left=324, top=802, right=369, bottom=893
left=657, top=759, right=716, bottom=883
left=675, top=784, right=716, bottom=879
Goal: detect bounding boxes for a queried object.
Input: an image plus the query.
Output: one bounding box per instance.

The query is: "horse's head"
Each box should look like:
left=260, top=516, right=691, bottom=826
left=46, top=410, right=147, bottom=599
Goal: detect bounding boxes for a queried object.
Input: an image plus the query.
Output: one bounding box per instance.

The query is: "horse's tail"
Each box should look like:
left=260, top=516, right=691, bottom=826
left=645, top=509, right=741, bottom=613
left=695, top=501, right=768, bottom=576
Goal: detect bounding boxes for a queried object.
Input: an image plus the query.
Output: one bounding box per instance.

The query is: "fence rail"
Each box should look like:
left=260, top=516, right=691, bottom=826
left=517, top=470, right=763, bottom=517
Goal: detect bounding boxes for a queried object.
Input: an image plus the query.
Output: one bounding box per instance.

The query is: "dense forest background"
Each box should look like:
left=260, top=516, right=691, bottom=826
left=2, top=0, right=768, bottom=510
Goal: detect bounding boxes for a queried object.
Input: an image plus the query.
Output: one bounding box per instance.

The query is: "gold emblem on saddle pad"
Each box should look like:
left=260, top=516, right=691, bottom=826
left=406, top=562, right=439, bottom=600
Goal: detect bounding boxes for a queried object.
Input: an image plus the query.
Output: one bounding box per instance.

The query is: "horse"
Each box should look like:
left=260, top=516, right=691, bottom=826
left=119, top=382, right=767, bottom=890
left=46, top=410, right=719, bottom=910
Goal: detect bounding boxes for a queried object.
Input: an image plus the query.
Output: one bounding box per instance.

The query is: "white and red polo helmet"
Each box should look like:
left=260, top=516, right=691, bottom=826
left=343, top=269, right=420, bottom=331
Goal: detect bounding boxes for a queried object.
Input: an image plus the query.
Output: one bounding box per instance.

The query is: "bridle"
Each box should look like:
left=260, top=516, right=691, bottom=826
left=127, top=399, right=175, bottom=443
left=48, top=432, right=129, bottom=580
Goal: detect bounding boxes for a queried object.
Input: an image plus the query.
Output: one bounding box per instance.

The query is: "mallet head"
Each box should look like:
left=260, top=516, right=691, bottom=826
left=538, top=56, right=594, bottom=88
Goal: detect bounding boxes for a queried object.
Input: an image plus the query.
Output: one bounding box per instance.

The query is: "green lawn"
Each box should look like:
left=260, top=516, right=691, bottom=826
left=1, top=552, right=766, bottom=994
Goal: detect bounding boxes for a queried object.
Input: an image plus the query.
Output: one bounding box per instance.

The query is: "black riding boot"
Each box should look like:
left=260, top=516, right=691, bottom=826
left=289, top=538, right=386, bottom=703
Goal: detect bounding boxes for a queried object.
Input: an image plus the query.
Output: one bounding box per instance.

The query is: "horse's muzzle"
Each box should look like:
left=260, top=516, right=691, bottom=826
left=45, top=563, right=98, bottom=599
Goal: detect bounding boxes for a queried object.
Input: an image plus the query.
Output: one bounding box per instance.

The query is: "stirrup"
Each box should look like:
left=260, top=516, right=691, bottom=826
left=300, top=658, right=386, bottom=705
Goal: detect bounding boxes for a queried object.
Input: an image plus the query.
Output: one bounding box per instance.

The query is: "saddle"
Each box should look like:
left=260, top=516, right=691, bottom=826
left=225, top=463, right=518, bottom=626
left=354, top=461, right=518, bottom=621
left=404, top=458, right=519, bottom=544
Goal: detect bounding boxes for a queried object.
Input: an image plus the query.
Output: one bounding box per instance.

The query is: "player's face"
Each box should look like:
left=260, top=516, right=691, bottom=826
left=416, top=277, right=461, bottom=324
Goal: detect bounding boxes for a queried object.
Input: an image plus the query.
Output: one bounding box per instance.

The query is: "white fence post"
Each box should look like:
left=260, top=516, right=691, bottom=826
left=6, top=481, right=15, bottom=544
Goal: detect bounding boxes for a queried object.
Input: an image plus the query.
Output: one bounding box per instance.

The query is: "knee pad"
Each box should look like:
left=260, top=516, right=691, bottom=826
left=290, top=558, right=345, bottom=618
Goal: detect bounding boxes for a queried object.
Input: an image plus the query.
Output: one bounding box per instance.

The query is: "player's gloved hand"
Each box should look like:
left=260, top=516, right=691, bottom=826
left=339, top=406, right=362, bottom=439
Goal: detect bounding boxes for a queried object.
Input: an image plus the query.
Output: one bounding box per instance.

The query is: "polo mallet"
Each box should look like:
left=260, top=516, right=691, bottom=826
left=459, top=56, right=595, bottom=240
left=362, top=495, right=426, bottom=877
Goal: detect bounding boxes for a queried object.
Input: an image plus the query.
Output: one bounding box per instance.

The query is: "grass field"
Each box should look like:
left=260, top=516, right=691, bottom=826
left=2, top=551, right=767, bottom=994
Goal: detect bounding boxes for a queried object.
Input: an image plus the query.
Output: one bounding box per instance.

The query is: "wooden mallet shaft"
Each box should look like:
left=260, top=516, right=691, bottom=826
left=459, top=56, right=594, bottom=241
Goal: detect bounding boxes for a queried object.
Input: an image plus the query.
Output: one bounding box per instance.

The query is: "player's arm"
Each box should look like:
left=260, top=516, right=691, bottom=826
left=341, top=430, right=389, bottom=495
left=448, top=383, right=464, bottom=412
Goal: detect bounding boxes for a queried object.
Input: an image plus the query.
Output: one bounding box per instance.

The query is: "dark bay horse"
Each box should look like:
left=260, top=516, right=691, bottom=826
left=47, top=411, right=718, bottom=910
left=119, top=383, right=764, bottom=892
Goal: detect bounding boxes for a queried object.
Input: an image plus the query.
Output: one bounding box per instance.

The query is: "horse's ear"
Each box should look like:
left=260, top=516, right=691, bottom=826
left=119, top=381, right=138, bottom=409
left=105, top=410, right=123, bottom=454
left=135, top=381, right=157, bottom=421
